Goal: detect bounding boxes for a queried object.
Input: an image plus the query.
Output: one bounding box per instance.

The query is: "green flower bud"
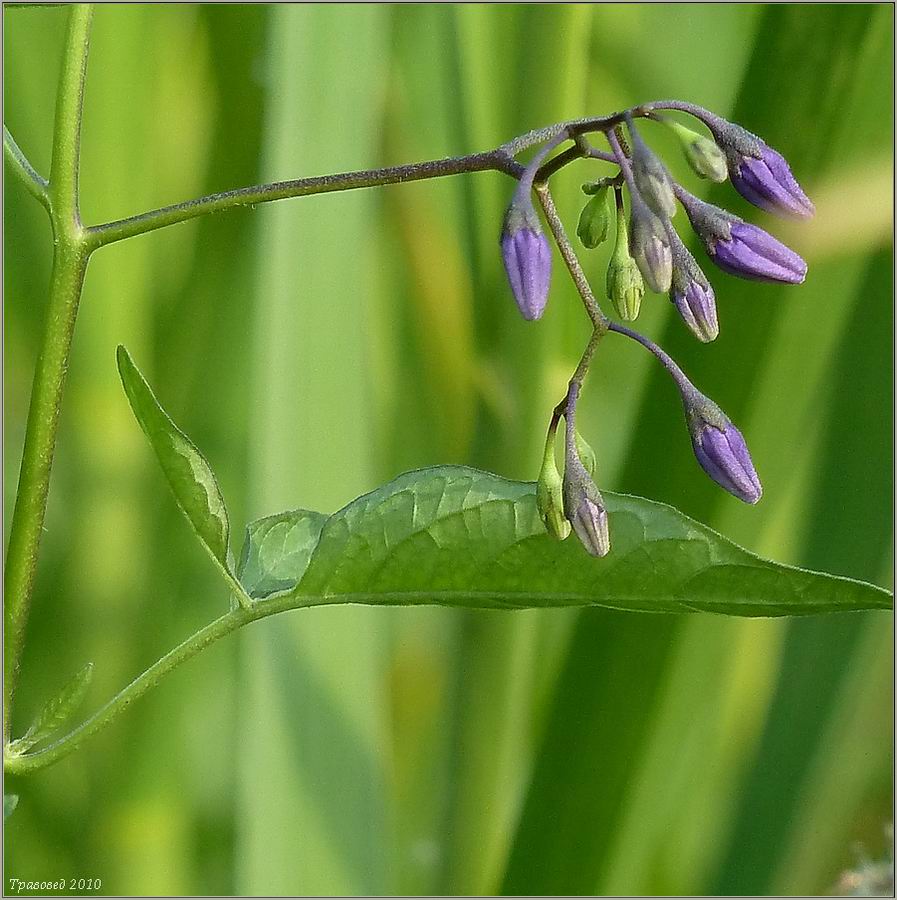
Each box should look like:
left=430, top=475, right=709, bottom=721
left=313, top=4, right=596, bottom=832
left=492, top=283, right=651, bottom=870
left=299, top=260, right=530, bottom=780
left=536, top=433, right=571, bottom=541
left=666, top=119, right=728, bottom=183
left=576, top=186, right=612, bottom=249
left=606, top=192, right=645, bottom=320
left=575, top=430, right=598, bottom=477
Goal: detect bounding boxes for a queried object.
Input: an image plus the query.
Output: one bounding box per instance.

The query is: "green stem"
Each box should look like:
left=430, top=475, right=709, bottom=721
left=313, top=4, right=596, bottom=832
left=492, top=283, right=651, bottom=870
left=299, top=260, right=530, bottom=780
left=3, top=127, right=50, bottom=210
left=85, top=151, right=522, bottom=250
left=534, top=182, right=609, bottom=331
left=48, top=3, right=92, bottom=231
left=4, top=3, right=93, bottom=742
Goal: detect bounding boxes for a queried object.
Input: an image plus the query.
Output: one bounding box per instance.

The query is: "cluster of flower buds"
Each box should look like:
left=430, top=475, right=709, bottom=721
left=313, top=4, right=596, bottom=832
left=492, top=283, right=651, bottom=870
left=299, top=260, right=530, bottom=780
left=500, top=101, right=813, bottom=557
left=537, top=383, right=611, bottom=557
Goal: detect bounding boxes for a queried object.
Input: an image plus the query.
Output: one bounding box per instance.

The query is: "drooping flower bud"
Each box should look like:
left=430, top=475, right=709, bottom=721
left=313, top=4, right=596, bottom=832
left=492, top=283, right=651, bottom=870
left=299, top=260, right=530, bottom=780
left=562, top=454, right=610, bottom=557
left=628, top=119, right=678, bottom=218
left=678, top=189, right=807, bottom=284
left=683, top=391, right=762, bottom=504
left=576, top=185, right=612, bottom=249
left=705, top=116, right=814, bottom=219
left=664, top=119, right=728, bottom=183
left=536, top=433, right=571, bottom=541
left=628, top=193, right=672, bottom=294
left=500, top=199, right=552, bottom=321
left=607, top=191, right=645, bottom=320
left=668, top=229, right=718, bottom=342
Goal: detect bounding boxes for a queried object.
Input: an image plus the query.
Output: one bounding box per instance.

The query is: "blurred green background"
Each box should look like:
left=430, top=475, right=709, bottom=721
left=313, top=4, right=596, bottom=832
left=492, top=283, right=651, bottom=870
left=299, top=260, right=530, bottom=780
left=4, top=4, right=893, bottom=896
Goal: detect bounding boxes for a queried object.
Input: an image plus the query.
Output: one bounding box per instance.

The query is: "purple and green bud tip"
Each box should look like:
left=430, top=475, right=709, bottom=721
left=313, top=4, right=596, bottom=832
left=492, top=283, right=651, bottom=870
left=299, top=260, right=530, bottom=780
left=706, top=117, right=814, bottom=219
left=501, top=200, right=552, bottom=321
left=562, top=454, right=611, bottom=557
left=628, top=193, right=673, bottom=294
left=678, top=190, right=807, bottom=284
left=669, top=230, right=718, bottom=342
left=685, top=393, right=762, bottom=504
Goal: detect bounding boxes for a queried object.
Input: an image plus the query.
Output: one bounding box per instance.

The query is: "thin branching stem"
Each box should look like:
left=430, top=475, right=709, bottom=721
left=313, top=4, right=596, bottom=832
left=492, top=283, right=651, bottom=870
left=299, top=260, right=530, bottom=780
left=4, top=127, right=50, bottom=210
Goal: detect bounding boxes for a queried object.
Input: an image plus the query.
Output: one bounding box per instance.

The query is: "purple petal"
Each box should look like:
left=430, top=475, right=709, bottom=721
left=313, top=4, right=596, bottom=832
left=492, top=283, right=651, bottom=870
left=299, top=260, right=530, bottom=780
left=711, top=223, right=807, bottom=284
left=673, top=281, right=718, bottom=342
left=571, top=497, right=610, bottom=557
left=502, top=227, right=552, bottom=320
left=732, top=147, right=815, bottom=219
left=693, top=423, right=762, bottom=504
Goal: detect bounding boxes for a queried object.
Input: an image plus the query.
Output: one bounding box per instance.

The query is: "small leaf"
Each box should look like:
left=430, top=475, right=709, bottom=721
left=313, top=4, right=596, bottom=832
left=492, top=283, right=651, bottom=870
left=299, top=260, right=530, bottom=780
left=252, top=466, right=889, bottom=617
left=116, top=345, right=232, bottom=576
left=237, top=509, right=328, bottom=599
left=10, top=663, right=93, bottom=754
left=3, top=795, right=18, bottom=823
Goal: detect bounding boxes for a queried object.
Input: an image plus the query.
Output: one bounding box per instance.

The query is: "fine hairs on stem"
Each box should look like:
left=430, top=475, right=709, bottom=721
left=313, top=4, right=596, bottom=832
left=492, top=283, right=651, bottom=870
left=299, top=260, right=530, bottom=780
left=5, top=3, right=815, bottom=774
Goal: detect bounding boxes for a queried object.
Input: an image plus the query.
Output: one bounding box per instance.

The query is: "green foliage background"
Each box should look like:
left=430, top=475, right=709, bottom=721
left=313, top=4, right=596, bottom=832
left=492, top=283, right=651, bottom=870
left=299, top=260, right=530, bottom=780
left=4, top=4, right=892, bottom=895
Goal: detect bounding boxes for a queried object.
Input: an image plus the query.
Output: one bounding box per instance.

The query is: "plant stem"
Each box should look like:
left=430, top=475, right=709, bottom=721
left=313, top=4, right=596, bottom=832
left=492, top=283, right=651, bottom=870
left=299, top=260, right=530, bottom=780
left=48, top=3, right=92, bottom=231
left=534, top=183, right=609, bottom=331
left=4, top=3, right=93, bottom=742
left=82, top=107, right=669, bottom=250
left=3, top=127, right=50, bottom=210
left=85, top=151, right=522, bottom=249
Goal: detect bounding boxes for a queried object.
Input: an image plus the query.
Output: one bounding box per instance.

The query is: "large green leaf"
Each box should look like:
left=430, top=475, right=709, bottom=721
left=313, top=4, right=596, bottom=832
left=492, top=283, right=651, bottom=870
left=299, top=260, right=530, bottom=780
left=238, top=467, right=890, bottom=616
left=116, top=344, right=239, bottom=594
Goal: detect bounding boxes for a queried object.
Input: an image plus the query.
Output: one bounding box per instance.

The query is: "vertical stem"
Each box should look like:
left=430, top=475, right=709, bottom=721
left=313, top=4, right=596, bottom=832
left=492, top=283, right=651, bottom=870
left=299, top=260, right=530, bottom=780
left=48, top=3, right=93, bottom=231
left=4, top=3, right=94, bottom=740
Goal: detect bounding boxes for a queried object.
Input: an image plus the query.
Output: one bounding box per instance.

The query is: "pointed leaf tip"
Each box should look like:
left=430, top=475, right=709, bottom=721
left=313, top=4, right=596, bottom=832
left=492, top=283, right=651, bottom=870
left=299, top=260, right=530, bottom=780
left=116, top=345, right=232, bottom=577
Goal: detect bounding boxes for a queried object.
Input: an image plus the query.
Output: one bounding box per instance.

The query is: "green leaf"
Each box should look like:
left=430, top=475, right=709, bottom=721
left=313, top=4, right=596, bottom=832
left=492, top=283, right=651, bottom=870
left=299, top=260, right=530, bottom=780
left=237, top=509, right=328, bottom=599
left=9, top=663, right=93, bottom=754
left=116, top=345, right=237, bottom=591
left=3, top=795, right=18, bottom=823
left=252, top=466, right=893, bottom=616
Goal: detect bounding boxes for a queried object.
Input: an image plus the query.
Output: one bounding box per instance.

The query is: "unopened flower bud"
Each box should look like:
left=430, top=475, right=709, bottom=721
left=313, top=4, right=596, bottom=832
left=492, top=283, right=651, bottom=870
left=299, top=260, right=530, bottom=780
left=679, top=190, right=807, bottom=284
left=665, top=119, right=728, bottom=183
left=536, top=436, right=571, bottom=541
left=669, top=231, right=718, bottom=342
left=562, top=455, right=610, bottom=557
left=575, top=430, right=598, bottom=477
left=683, top=392, right=761, bottom=504
left=607, top=193, right=644, bottom=320
left=628, top=193, right=672, bottom=294
left=706, top=117, right=814, bottom=219
left=500, top=200, right=552, bottom=321
left=576, top=186, right=612, bottom=249
left=629, top=120, right=678, bottom=218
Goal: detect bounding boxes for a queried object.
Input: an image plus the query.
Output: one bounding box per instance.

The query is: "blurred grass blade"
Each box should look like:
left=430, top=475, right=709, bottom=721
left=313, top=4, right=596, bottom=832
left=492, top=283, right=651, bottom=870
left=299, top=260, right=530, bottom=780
left=236, top=467, right=892, bottom=615
left=116, top=345, right=235, bottom=588
left=8, top=662, right=93, bottom=754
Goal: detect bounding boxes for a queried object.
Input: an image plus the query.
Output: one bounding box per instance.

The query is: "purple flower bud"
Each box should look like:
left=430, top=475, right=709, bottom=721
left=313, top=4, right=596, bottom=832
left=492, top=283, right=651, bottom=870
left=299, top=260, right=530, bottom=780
left=673, top=279, right=718, bottom=343
left=713, top=222, right=807, bottom=284
left=678, top=190, right=807, bottom=284
left=500, top=204, right=552, bottom=321
left=562, top=455, right=611, bottom=557
left=685, top=396, right=762, bottom=504
left=628, top=194, right=672, bottom=294
left=731, top=146, right=815, bottom=219
left=707, top=118, right=814, bottom=219
left=669, top=231, right=718, bottom=342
